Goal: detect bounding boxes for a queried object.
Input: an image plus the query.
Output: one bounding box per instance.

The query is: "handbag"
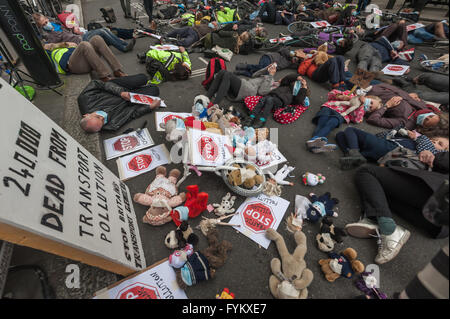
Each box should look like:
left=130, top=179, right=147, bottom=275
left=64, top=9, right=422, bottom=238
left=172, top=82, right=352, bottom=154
left=377, top=146, right=430, bottom=171
left=211, top=45, right=234, bottom=62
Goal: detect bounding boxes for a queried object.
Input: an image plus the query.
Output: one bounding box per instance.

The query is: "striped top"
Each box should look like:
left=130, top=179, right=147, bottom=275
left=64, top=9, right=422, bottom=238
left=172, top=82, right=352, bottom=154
left=400, top=245, right=449, bottom=299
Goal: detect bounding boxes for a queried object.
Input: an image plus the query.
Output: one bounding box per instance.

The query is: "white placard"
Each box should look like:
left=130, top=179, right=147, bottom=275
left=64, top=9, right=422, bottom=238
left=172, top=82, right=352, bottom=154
left=254, top=147, right=287, bottom=173
left=117, top=144, right=171, bottom=181
left=103, top=128, right=155, bottom=160
left=94, top=259, right=188, bottom=299
left=269, top=36, right=293, bottom=44
left=406, top=23, right=425, bottom=32
left=130, top=93, right=167, bottom=108
left=155, top=112, right=193, bottom=132
left=229, top=194, right=290, bottom=249
left=149, top=44, right=180, bottom=51
left=188, top=129, right=233, bottom=167
left=0, top=78, right=145, bottom=275
left=382, top=64, right=410, bottom=76
left=310, top=20, right=331, bottom=28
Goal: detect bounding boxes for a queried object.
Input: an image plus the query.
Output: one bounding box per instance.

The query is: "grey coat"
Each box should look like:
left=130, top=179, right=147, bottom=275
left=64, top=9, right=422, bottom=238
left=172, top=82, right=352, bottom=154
left=231, top=74, right=274, bottom=101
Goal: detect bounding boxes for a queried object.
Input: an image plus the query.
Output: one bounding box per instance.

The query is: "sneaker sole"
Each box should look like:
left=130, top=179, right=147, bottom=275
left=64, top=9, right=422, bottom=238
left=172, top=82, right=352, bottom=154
left=375, top=230, right=411, bottom=265
left=311, top=145, right=337, bottom=153
left=345, top=224, right=378, bottom=239
left=306, top=139, right=327, bottom=149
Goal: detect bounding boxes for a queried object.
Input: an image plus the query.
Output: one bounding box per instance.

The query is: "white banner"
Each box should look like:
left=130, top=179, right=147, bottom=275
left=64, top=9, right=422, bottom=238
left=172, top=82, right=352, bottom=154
left=103, top=128, right=155, bottom=160
left=188, top=129, right=233, bottom=167
left=94, top=259, right=187, bottom=299
left=0, top=78, right=145, bottom=274
left=382, top=64, right=410, bottom=76
left=117, top=144, right=171, bottom=181
left=229, top=194, right=290, bottom=249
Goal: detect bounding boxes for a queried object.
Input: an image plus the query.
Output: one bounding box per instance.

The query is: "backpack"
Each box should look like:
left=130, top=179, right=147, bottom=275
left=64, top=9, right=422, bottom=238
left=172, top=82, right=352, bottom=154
left=202, top=57, right=227, bottom=90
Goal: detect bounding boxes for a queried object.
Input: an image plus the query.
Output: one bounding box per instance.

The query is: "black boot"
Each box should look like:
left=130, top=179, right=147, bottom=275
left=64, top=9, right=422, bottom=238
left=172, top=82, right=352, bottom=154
left=340, top=149, right=367, bottom=170
left=253, top=118, right=266, bottom=129
left=242, top=116, right=255, bottom=127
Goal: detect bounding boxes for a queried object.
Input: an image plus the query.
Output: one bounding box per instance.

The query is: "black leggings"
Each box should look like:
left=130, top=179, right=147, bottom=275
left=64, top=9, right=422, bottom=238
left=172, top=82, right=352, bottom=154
left=143, top=0, right=154, bottom=23
left=206, top=70, right=242, bottom=104
left=355, top=165, right=441, bottom=237
left=251, top=95, right=283, bottom=119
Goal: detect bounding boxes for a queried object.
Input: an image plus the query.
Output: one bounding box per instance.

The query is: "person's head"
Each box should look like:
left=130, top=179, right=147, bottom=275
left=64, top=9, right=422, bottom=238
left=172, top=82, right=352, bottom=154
left=297, top=3, right=306, bottom=12
left=421, top=113, right=441, bottom=128
left=335, top=37, right=353, bottom=55
left=430, top=136, right=449, bottom=151
left=408, top=92, right=421, bottom=101
left=294, top=49, right=306, bottom=60
left=252, top=26, right=268, bottom=39
left=208, top=21, right=218, bottom=29
left=80, top=113, right=105, bottom=133
left=239, top=31, right=251, bottom=43
left=32, top=13, right=50, bottom=29
left=171, top=62, right=191, bottom=81
left=362, top=95, right=383, bottom=113
left=417, top=112, right=449, bottom=138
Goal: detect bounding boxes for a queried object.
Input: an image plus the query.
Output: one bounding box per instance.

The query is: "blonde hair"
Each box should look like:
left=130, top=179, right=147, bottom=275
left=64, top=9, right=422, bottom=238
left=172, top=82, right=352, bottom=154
left=366, top=95, right=382, bottom=110
left=32, top=13, right=44, bottom=24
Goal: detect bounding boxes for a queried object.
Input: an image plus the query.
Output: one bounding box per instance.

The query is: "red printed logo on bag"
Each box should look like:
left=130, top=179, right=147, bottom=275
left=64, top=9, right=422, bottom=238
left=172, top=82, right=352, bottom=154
left=242, top=203, right=276, bottom=233
left=128, top=154, right=152, bottom=171
left=116, top=283, right=160, bottom=299
left=197, top=136, right=219, bottom=162
left=114, top=136, right=139, bottom=152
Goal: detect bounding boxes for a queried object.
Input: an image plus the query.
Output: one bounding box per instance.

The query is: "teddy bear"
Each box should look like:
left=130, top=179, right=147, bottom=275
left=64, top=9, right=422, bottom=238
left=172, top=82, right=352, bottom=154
left=306, top=192, right=339, bottom=223
left=160, top=118, right=187, bottom=143
left=310, top=43, right=333, bottom=66
left=134, top=166, right=186, bottom=226
left=318, top=248, right=365, bottom=282
left=316, top=218, right=347, bottom=252
left=207, top=104, right=224, bottom=123
left=164, top=221, right=199, bottom=250
left=265, top=228, right=314, bottom=299
left=168, top=244, right=194, bottom=269
left=212, top=192, right=236, bottom=216
left=302, top=172, right=326, bottom=186
left=192, top=95, right=211, bottom=120
left=175, top=228, right=232, bottom=289
left=227, top=163, right=264, bottom=189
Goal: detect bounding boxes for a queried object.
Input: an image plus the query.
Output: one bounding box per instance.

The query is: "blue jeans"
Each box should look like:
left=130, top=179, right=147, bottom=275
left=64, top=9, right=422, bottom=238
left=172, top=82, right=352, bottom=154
left=167, top=27, right=200, bottom=47
left=83, top=28, right=129, bottom=52
left=408, top=27, right=435, bottom=44
left=242, top=55, right=272, bottom=77
left=312, top=56, right=346, bottom=85
left=312, top=110, right=343, bottom=138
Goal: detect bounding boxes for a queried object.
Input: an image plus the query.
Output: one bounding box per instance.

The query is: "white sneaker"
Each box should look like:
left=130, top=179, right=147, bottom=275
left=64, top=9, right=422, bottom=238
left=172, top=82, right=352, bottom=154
left=375, top=225, right=410, bottom=265
left=345, top=217, right=379, bottom=239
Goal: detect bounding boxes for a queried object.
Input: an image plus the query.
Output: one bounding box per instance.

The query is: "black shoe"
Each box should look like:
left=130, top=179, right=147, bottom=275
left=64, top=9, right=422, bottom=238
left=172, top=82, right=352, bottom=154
left=137, top=52, right=146, bottom=64
left=339, top=149, right=367, bottom=170
left=124, top=38, right=136, bottom=52
left=242, top=116, right=255, bottom=127
left=253, top=118, right=266, bottom=129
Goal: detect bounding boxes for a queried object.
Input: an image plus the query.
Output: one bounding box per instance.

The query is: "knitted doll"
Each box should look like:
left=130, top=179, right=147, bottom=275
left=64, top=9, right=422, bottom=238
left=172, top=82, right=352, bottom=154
left=306, top=192, right=339, bottom=223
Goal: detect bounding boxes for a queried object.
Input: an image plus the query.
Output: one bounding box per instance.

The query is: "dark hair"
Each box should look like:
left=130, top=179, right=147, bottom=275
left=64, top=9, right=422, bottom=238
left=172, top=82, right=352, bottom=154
left=171, top=63, right=190, bottom=81
left=334, top=37, right=353, bottom=55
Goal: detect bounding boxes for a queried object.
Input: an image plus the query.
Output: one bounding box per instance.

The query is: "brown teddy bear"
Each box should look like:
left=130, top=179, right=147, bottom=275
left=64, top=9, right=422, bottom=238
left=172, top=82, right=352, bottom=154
left=265, top=229, right=314, bottom=299
left=311, top=43, right=333, bottom=66
left=318, top=248, right=365, bottom=282
left=227, top=164, right=264, bottom=189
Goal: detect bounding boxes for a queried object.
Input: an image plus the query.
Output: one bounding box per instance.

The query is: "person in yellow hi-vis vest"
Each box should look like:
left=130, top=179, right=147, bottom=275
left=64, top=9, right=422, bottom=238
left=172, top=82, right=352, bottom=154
left=144, top=45, right=192, bottom=85
left=216, top=6, right=239, bottom=24
left=43, top=35, right=127, bottom=82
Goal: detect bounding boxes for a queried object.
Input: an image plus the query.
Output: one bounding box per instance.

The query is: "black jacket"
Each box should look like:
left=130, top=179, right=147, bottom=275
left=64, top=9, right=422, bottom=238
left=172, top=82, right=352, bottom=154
left=269, top=73, right=307, bottom=106
left=77, top=74, right=159, bottom=131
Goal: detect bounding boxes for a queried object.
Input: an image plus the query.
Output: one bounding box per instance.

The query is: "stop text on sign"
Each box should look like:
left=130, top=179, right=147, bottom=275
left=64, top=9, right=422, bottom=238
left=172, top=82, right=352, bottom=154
left=242, top=203, right=276, bottom=233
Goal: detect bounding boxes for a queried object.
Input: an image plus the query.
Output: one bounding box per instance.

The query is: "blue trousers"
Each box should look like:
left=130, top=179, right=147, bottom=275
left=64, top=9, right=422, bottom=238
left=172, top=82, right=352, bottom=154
left=83, top=28, right=129, bottom=52
left=167, top=27, right=200, bottom=47
left=242, top=55, right=272, bottom=77
left=312, top=56, right=346, bottom=85
left=408, top=27, right=435, bottom=44
left=312, top=112, right=343, bottom=138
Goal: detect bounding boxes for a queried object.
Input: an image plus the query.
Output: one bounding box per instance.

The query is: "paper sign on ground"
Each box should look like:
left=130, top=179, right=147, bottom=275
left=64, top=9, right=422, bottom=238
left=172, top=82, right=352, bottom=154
left=269, top=36, right=293, bottom=44
left=229, top=194, right=290, bottom=249
left=255, top=148, right=287, bottom=174
left=0, top=78, right=145, bottom=276
left=382, top=64, right=410, bottom=76
left=188, top=129, right=233, bottom=167
left=130, top=93, right=167, bottom=108
left=94, top=259, right=188, bottom=299
left=150, top=44, right=179, bottom=51
left=406, top=23, right=425, bottom=32
left=155, top=112, right=193, bottom=132
left=103, top=128, right=155, bottom=160
left=117, top=144, right=171, bottom=181
left=310, top=20, right=331, bottom=28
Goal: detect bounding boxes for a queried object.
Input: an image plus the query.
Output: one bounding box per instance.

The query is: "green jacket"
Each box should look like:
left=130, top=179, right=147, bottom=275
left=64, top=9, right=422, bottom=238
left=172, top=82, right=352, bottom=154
left=216, top=7, right=239, bottom=23
left=145, top=46, right=191, bottom=85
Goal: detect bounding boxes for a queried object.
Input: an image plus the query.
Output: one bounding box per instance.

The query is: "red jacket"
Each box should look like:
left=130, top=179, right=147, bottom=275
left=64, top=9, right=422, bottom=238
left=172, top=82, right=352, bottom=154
left=297, top=57, right=318, bottom=79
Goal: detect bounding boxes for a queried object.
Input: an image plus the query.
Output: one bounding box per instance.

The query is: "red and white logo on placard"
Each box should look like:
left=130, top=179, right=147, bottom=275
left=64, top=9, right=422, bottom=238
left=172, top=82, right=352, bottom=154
left=387, top=65, right=405, bottom=72
left=241, top=202, right=276, bottom=234
left=127, top=154, right=153, bottom=172
left=197, top=136, right=219, bottom=162
left=113, top=136, right=139, bottom=152
left=133, top=94, right=154, bottom=105
left=163, top=114, right=184, bottom=123
left=116, top=282, right=160, bottom=299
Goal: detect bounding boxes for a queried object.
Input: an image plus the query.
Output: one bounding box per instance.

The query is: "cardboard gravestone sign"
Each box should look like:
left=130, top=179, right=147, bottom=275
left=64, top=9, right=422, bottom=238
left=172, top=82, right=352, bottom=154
left=349, top=68, right=376, bottom=89
left=0, top=78, right=146, bottom=276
